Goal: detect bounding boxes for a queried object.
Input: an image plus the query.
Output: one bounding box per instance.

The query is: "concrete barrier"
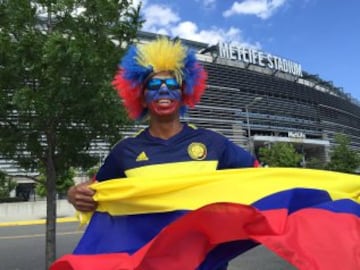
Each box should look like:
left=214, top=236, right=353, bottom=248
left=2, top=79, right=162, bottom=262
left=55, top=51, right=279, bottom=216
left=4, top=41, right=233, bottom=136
left=0, top=200, right=76, bottom=222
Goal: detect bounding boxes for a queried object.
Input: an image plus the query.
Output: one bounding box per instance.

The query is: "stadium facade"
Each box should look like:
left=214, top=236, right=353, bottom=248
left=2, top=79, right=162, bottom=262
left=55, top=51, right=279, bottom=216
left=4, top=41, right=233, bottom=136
left=2, top=31, right=360, bottom=198
left=139, top=32, right=360, bottom=165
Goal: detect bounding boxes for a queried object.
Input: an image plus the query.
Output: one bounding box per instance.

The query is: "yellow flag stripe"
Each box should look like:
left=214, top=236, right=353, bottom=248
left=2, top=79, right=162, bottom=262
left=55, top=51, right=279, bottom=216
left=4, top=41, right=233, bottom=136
left=89, top=168, right=360, bottom=216
left=124, top=160, right=218, bottom=177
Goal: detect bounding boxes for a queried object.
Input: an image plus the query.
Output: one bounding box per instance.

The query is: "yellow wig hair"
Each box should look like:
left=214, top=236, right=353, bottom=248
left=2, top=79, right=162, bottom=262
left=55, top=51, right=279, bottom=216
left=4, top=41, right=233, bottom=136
left=136, top=38, right=186, bottom=84
left=112, top=36, right=208, bottom=120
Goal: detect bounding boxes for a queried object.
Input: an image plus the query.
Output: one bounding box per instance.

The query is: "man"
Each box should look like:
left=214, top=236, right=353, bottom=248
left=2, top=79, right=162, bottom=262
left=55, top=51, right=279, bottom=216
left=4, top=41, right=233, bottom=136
left=67, top=37, right=259, bottom=269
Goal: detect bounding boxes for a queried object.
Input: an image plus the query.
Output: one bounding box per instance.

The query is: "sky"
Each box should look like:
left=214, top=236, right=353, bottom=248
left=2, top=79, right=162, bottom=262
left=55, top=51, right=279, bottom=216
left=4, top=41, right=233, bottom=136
left=133, top=0, right=360, bottom=102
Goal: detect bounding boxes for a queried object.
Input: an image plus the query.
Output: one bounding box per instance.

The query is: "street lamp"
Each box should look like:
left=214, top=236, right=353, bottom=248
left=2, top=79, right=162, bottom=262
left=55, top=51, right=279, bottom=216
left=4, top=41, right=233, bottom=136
left=245, top=96, right=263, bottom=154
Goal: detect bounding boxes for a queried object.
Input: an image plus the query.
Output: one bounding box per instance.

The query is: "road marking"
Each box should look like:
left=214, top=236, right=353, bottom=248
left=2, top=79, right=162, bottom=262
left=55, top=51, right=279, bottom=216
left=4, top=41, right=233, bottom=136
left=0, top=231, right=83, bottom=240
left=0, top=217, right=78, bottom=227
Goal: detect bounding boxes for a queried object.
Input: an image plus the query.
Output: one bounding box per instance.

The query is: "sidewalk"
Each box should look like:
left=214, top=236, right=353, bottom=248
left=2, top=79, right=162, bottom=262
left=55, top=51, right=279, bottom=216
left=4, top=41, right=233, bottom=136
left=0, top=216, right=78, bottom=227
left=0, top=199, right=77, bottom=226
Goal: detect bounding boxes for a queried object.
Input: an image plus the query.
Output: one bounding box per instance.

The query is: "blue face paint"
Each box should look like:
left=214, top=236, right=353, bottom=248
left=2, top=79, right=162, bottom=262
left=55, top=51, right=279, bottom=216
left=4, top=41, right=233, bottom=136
left=143, top=77, right=183, bottom=117
left=144, top=78, right=182, bottom=104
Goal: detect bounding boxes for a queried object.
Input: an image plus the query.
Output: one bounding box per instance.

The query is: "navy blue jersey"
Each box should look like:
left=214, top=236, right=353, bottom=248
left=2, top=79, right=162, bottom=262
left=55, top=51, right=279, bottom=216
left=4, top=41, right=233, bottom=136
left=90, top=123, right=258, bottom=270
left=96, top=124, right=258, bottom=181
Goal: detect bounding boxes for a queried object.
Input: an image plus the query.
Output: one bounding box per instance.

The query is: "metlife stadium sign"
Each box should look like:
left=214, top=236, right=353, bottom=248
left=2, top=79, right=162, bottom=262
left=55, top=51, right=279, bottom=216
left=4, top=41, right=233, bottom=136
left=218, top=42, right=303, bottom=77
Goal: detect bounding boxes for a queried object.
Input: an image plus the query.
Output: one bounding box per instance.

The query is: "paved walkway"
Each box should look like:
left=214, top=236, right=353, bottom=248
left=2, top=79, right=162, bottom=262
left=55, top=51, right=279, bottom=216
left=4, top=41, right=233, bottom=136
left=0, top=216, right=78, bottom=227
left=0, top=199, right=76, bottom=225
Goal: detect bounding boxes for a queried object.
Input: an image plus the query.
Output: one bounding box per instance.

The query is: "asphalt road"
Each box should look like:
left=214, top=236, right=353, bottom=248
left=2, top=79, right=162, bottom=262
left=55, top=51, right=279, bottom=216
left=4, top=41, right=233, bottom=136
left=0, top=222, right=295, bottom=270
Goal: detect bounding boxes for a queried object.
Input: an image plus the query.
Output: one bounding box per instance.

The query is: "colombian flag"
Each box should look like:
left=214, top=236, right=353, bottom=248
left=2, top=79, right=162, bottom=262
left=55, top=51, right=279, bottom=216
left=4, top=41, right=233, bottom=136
left=51, top=168, right=360, bottom=270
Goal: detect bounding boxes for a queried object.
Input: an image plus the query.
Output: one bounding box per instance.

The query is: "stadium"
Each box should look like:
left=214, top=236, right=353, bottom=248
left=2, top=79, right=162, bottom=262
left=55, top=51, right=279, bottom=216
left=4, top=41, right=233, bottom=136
left=2, top=31, right=360, bottom=198
left=139, top=32, right=360, bottom=166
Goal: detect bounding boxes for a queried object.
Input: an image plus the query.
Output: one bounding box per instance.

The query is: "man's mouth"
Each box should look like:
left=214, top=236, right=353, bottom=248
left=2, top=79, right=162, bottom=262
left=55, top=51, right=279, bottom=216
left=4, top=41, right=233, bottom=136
left=148, top=98, right=180, bottom=115
left=156, top=99, right=172, bottom=106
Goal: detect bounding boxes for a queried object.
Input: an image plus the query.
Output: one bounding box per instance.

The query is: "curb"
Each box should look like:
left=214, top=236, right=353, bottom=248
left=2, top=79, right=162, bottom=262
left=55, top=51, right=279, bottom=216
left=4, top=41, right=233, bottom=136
left=0, top=216, right=78, bottom=227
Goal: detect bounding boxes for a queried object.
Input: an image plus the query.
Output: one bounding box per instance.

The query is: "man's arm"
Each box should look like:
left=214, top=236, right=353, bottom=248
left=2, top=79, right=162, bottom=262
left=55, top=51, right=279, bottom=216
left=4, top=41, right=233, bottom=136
left=218, top=138, right=259, bottom=169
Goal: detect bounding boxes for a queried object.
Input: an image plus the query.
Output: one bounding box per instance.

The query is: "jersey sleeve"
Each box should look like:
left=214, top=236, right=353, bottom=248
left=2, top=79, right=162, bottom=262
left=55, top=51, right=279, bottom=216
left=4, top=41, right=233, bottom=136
left=218, top=138, right=259, bottom=169
left=95, top=150, right=126, bottom=181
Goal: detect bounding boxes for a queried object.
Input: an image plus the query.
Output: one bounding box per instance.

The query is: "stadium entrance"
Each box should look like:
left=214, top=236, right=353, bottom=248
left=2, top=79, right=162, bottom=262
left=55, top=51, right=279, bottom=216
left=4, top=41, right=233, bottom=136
left=253, top=135, right=330, bottom=165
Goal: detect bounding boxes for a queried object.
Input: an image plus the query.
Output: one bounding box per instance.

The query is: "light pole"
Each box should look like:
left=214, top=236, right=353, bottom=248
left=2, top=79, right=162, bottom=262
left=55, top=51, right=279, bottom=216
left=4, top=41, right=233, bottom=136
left=245, top=97, right=263, bottom=154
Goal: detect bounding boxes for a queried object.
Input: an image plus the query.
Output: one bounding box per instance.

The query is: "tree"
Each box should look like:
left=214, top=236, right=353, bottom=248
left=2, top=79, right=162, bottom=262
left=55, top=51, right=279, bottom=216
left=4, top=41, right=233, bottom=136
left=258, top=142, right=303, bottom=167
left=326, top=134, right=360, bottom=174
left=0, top=0, right=143, bottom=267
left=35, top=167, right=75, bottom=198
left=86, top=165, right=100, bottom=179
left=305, top=157, right=325, bottom=170
left=0, top=171, right=16, bottom=199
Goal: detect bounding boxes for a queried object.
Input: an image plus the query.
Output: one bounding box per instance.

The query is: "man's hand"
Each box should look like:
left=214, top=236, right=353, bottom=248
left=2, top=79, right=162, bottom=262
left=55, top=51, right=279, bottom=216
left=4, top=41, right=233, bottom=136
left=67, top=181, right=98, bottom=212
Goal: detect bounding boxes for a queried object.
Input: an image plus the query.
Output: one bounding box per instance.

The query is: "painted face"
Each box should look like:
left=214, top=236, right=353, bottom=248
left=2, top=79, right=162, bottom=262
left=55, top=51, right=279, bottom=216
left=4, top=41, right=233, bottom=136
left=144, top=75, right=182, bottom=116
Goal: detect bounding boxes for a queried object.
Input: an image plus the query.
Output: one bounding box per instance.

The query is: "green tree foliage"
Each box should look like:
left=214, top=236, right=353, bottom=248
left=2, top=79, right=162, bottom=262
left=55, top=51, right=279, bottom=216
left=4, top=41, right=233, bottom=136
left=86, top=165, right=100, bottom=179
left=0, top=171, right=16, bottom=199
left=0, top=0, right=143, bottom=267
left=305, top=157, right=325, bottom=170
left=326, top=134, right=360, bottom=174
left=36, top=167, right=75, bottom=197
left=258, top=142, right=303, bottom=167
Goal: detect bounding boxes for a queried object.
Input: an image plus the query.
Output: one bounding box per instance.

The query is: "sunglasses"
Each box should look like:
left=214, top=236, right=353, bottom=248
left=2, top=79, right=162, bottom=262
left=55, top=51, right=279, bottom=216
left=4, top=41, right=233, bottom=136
left=145, top=78, right=180, bottom=91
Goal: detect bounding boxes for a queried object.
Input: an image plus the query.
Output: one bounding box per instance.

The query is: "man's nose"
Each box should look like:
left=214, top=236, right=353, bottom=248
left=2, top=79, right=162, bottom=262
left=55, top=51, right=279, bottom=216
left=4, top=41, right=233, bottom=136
left=158, top=84, right=170, bottom=94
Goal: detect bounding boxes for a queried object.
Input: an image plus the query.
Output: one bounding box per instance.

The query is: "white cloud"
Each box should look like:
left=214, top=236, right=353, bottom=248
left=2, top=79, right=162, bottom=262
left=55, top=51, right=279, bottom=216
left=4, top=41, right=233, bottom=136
left=223, top=0, right=287, bottom=19
left=194, top=0, right=216, bottom=8
left=202, top=0, right=216, bottom=8
left=131, top=0, right=146, bottom=8
left=171, top=21, right=199, bottom=38
left=142, top=4, right=180, bottom=30
left=141, top=2, right=260, bottom=48
left=171, top=22, right=242, bottom=45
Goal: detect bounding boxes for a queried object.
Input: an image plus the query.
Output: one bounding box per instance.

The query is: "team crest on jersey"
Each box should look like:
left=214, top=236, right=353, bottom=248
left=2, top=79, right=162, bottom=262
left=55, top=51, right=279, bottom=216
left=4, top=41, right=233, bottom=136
left=187, top=142, right=207, bottom=160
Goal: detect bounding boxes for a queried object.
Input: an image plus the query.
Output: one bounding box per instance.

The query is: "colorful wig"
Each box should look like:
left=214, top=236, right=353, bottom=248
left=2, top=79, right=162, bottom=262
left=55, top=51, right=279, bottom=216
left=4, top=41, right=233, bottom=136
left=112, top=37, right=208, bottom=120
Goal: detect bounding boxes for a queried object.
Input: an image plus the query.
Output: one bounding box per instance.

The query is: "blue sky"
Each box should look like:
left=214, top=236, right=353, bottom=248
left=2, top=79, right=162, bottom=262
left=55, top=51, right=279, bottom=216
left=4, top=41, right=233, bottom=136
left=135, top=0, right=360, bottom=101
